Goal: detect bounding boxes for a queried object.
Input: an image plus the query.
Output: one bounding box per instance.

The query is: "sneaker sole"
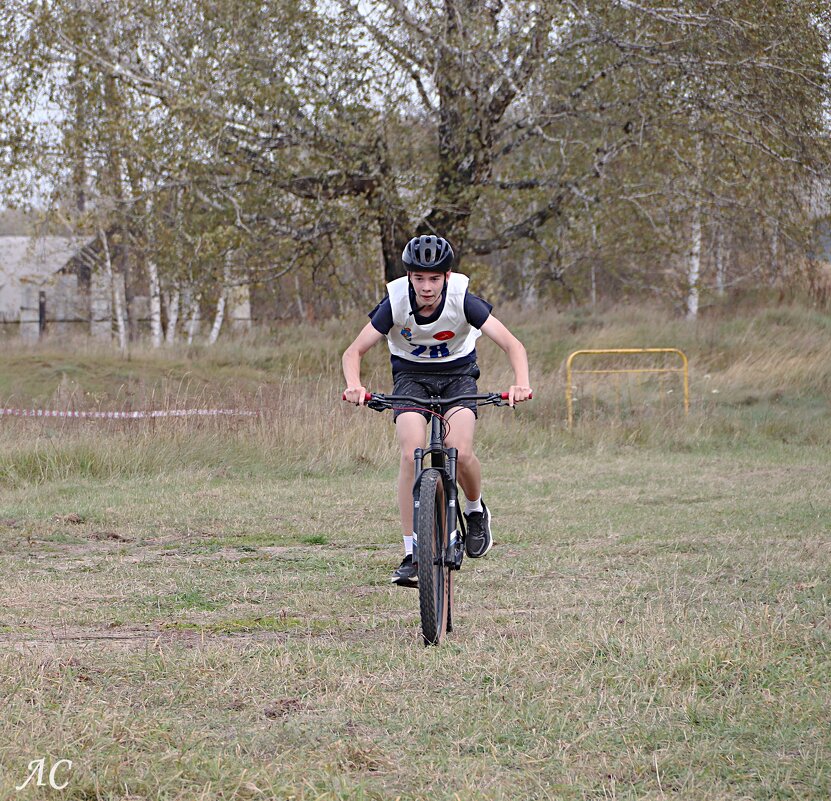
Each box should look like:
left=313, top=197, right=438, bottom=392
left=391, top=576, right=418, bottom=588
left=466, top=505, right=493, bottom=558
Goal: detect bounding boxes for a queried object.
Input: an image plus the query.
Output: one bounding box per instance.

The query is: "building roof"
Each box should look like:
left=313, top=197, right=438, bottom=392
left=0, top=236, right=84, bottom=278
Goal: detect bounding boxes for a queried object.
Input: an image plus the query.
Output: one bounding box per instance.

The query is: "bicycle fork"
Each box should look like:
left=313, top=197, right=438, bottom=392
left=444, top=448, right=465, bottom=570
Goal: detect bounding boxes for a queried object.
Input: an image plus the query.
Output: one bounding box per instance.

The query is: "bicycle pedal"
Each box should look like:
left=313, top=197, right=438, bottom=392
left=451, top=540, right=464, bottom=570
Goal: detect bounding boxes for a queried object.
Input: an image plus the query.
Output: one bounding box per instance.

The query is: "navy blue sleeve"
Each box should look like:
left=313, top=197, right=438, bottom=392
left=464, top=293, right=492, bottom=329
left=368, top=297, right=394, bottom=334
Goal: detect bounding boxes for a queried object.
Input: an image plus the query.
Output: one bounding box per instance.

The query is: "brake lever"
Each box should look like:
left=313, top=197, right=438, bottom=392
left=483, top=396, right=509, bottom=408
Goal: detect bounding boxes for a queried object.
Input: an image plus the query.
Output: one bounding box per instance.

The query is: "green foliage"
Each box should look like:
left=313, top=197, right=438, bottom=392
left=1, top=1, right=828, bottom=316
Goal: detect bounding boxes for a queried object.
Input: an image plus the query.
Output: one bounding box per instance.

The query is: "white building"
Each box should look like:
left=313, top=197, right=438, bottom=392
left=0, top=236, right=94, bottom=340
left=0, top=236, right=87, bottom=326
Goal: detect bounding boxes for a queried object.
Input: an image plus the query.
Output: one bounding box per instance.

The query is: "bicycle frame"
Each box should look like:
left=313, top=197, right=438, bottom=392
left=343, top=388, right=530, bottom=644
left=343, top=389, right=523, bottom=572
left=411, top=400, right=465, bottom=571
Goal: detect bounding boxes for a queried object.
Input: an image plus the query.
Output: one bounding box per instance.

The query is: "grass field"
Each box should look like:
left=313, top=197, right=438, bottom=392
left=1, top=304, right=830, bottom=800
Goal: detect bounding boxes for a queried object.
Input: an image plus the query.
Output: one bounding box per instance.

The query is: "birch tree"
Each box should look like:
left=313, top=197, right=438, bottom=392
left=99, top=227, right=127, bottom=352
left=566, top=0, right=831, bottom=310
left=1, top=0, right=829, bottom=314
left=147, top=258, right=163, bottom=347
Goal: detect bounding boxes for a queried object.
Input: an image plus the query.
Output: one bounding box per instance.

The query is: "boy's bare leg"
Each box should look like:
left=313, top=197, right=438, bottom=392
left=443, top=407, right=480, bottom=502
left=445, top=406, right=491, bottom=557
left=395, top=412, right=427, bottom=542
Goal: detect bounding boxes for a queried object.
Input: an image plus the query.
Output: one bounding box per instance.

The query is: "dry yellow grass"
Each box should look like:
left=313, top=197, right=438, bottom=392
left=0, top=302, right=829, bottom=799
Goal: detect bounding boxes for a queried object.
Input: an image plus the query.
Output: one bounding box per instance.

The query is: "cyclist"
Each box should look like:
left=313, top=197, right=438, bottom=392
left=342, top=235, right=532, bottom=587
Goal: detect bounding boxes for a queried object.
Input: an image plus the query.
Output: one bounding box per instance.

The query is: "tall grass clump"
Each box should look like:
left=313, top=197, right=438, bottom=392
left=1, top=301, right=830, bottom=486
left=0, top=424, right=246, bottom=487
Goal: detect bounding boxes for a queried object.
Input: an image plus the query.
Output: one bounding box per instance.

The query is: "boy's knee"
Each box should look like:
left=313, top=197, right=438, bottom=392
left=399, top=446, right=419, bottom=464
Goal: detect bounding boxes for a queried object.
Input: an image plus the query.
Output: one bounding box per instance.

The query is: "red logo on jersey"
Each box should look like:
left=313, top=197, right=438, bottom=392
left=434, top=330, right=456, bottom=341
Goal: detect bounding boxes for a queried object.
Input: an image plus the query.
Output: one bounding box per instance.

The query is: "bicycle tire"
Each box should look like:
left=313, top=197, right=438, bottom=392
left=416, top=468, right=450, bottom=646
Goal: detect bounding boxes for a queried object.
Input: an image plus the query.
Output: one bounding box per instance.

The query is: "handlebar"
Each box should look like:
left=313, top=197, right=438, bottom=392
left=341, top=391, right=532, bottom=410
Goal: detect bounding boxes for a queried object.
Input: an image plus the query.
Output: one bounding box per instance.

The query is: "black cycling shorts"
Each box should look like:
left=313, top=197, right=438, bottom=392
left=391, top=363, right=480, bottom=421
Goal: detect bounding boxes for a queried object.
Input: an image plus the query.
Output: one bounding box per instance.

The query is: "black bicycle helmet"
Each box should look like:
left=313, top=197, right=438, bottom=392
left=402, top=235, right=454, bottom=272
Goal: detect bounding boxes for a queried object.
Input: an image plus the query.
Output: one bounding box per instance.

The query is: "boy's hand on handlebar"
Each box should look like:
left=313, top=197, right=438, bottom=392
left=508, top=385, right=533, bottom=406
left=343, top=386, right=369, bottom=405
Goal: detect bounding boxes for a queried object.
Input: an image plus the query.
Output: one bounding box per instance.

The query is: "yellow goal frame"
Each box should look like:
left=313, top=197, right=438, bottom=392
left=566, top=348, right=689, bottom=428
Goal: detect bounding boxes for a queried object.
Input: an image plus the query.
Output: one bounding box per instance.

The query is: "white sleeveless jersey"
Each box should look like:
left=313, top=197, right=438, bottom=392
left=385, top=273, right=481, bottom=365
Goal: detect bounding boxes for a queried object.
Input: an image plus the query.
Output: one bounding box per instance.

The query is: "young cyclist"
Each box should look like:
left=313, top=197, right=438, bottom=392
left=342, top=235, right=532, bottom=587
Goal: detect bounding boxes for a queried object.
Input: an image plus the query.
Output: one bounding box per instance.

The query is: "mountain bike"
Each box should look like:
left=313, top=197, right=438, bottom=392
left=344, top=391, right=527, bottom=646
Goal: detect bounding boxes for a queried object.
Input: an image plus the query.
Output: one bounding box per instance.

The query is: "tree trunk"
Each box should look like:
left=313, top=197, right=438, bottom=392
left=71, top=51, right=86, bottom=217
left=368, top=143, right=411, bottom=283
left=148, top=259, right=163, bottom=347
left=687, top=202, right=702, bottom=320
left=164, top=287, right=180, bottom=344
left=228, top=277, right=252, bottom=332
left=294, top=272, right=306, bottom=320
left=769, top=218, right=780, bottom=286
left=185, top=289, right=201, bottom=345
left=208, top=259, right=231, bottom=345
left=100, top=227, right=128, bottom=352
left=207, top=291, right=226, bottom=345
left=686, top=134, right=704, bottom=320
left=519, top=251, right=538, bottom=307
left=715, top=224, right=726, bottom=297
left=591, top=220, right=599, bottom=308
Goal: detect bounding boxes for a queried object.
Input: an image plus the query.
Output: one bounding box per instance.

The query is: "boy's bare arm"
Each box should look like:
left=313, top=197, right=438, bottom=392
left=342, top=322, right=385, bottom=404
left=479, top=316, right=532, bottom=406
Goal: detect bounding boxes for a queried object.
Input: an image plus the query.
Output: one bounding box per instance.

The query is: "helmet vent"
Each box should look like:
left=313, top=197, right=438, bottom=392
left=402, top=235, right=454, bottom=272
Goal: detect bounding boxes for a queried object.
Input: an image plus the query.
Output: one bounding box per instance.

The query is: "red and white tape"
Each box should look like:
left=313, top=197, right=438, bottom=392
left=1, top=408, right=258, bottom=420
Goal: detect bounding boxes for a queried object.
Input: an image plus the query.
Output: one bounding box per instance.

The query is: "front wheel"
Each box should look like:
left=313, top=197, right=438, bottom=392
left=416, top=469, right=450, bottom=646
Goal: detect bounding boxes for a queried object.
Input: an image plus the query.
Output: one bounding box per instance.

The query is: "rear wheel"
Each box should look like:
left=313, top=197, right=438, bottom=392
left=416, top=469, right=450, bottom=645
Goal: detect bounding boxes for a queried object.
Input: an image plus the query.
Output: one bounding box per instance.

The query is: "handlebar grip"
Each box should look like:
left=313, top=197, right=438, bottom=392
left=342, top=392, right=373, bottom=402
left=500, top=391, right=533, bottom=400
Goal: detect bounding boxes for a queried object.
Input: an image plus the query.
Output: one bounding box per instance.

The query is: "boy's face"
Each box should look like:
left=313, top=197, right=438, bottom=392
left=409, top=270, right=450, bottom=310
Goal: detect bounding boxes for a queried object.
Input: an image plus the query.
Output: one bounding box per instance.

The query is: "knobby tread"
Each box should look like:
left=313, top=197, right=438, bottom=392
left=416, top=469, right=449, bottom=645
